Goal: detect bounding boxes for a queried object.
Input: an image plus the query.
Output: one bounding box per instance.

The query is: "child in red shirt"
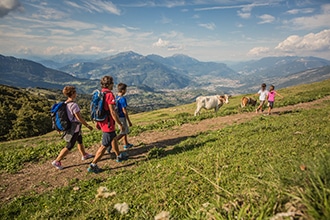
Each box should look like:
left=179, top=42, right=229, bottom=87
left=88, top=76, right=128, bottom=173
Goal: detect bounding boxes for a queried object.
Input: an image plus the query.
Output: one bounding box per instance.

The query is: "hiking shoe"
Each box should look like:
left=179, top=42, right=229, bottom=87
left=87, top=164, right=102, bottom=173
left=52, top=160, right=63, bottom=170
left=124, top=143, right=133, bottom=149
left=82, top=153, right=93, bottom=161
left=116, top=152, right=129, bottom=162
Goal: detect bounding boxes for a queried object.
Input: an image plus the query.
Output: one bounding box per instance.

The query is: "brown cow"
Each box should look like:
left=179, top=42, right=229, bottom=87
left=241, top=96, right=257, bottom=107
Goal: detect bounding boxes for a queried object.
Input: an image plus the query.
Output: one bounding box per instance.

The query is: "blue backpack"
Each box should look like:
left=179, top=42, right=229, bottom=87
left=90, top=90, right=109, bottom=122
left=50, top=102, right=71, bottom=132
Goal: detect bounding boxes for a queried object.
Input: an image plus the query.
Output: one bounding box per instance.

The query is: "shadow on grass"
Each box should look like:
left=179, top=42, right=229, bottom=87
left=64, top=133, right=218, bottom=172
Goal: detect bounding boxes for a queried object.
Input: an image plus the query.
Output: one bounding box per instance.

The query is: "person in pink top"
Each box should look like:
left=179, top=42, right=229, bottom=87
left=266, top=85, right=283, bottom=115
left=52, top=86, right=94, bottom=170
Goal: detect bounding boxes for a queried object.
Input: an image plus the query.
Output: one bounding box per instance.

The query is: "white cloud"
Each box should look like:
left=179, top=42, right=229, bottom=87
left=0, top=0, right=22, bottom=18
left=160, top=14, right=172, bottom=24
left=198, top=22, right=216, bottom=30
left=258, top=14, right=275, bottom=24
left=153, top=38, right=169, bottom=47
left=192, top=14, right=200, bottom=19
left=248, top=47, right=270, bottom=56
left=236, top=23, right=243, bottom=28
left=284, top=4, right=330, bottom=30
left=236, top=2, right=270, bottom=19
left=152, top=38, right=183, bottom=51
left=80, top=0, right=121, bottom=15
left=285, top=8, right=314, bottom=15
left=162, top=0, right=185, bottom=8
left=196, top=2, right=269, bottom=12
left=275, top=29, right=330, bottom=52
left=102, top=25, right=132, bottom=36
left=31, top=6, right=68, bottom=20
left=237, top=11, right=251, bottom=19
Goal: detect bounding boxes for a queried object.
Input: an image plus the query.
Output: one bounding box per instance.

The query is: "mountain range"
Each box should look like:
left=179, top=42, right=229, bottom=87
left=1, top=52, right=330, bottom=95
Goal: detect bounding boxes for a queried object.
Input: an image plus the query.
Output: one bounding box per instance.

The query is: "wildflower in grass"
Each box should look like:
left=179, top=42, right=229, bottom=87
left=202, top=202, right=210, bottom=208
left=97, top=186, right=108, bottom=194
left=95, top=186, right=116, bottom=198
left=73, top=186, right=80, bottom=191
left=154, top=211, right=170, bottom=220
left=114, top=202, right=129, bottom=214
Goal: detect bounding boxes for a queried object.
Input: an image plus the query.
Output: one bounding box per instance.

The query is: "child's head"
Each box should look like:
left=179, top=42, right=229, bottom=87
left=101, top=76, right=114, bottom=89
left=269, top=85, right=275, bottom=91
left=63, top=86, right=76, bottom=98
left=117, top=83, right=127, bottom=95
left=261, top=83, right=266, bottom=90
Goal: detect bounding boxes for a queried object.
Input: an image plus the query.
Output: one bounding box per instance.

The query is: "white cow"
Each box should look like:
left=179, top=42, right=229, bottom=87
left=194, top=94, right=230, bottom=116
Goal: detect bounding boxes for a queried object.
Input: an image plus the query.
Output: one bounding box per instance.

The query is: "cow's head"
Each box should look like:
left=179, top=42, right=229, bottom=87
left=217, top=94, right=230, bottom=105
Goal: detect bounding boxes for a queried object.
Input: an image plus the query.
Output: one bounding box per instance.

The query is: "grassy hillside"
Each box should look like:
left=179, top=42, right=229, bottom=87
left=1, top=79, right=330, bottom=219
left=1, top=79, right=330, bottom=173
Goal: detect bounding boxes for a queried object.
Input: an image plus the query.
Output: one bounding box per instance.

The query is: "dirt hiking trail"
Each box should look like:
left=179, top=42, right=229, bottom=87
left=1, top=96, right=330, bottom=203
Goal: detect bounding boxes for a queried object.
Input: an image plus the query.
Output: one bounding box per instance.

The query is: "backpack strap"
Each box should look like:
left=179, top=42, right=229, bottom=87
left=102, top=91, right=112, bottom=128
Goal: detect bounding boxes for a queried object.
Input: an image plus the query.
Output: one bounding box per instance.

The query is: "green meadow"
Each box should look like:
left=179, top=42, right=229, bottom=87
left=1, top=79, right=330, bottom=219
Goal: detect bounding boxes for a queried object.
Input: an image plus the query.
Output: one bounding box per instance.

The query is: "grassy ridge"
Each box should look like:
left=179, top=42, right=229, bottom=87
left=1, top=99, right=329, bottom=219
left=1, top=79, right=330, bottom=173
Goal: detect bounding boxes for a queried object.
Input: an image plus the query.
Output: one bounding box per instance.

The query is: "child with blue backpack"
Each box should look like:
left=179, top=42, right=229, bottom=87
left=115, top=83, right=133, bottom=150
left=51, top=86, right=93, bottom=170
left=88, top=76, right=128, bottom=173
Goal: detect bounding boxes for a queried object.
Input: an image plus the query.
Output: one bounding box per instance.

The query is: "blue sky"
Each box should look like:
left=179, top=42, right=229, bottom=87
left=0, top=0, right=329, bottom=61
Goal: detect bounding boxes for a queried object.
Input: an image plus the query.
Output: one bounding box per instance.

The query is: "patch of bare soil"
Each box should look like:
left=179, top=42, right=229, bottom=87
left=1, top=96, right=329, bottom=204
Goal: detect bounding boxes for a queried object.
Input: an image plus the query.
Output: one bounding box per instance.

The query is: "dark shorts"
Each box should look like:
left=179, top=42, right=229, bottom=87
left=66, top=132, right=82, bottom=150
left=102, top=131, right=117, bottom=148
left=268, top=101, right=274, bottom=109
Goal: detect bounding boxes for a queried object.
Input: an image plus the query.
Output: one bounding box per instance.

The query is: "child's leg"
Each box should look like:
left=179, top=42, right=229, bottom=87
left=76, top=134, right=88, bottom=156
left=92, top=132, right=115, bottom=164
left=111, top=138, right=120, bottom=157
left=256, top=101, right=262, bottom=112
left=77, top=143, right=87, bottom=156
left=56, top=132, right=79, bottom=161
left=55, top=148, right=69, bottom=162
left=123, top=134, right=128, bottom=146
left=91, top=145, right=106, bottom=164
left=116, top=133, right=124, bottom=142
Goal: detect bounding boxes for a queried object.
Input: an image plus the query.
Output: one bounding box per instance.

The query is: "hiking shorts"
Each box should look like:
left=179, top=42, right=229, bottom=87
left=66, top=132, right=82, bottom=150
left=102, top=131, right=116, bottom=148
left=118, top=117, right=129, bottom=135
left=259, top=100, right=266, bottom=106
left=268, top=101, right=274, bottom=109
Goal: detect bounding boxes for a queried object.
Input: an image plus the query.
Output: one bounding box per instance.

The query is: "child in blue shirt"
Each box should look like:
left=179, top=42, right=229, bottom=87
left=116, top=83, right=133, bottom=149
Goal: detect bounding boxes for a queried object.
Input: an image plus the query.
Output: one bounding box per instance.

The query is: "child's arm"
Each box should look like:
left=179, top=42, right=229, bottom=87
left=74, top=111, right=93, bottom=131
left=122, top=107, right=132, bottom=126
left=276, top=92, right=284, bottom=98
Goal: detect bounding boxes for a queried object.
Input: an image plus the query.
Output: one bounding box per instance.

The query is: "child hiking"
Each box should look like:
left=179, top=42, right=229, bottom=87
left=266, top=85, right=283, bottom=115
left=115, top=83, right=133, bottom=150
left=255, top=83, right=268, bottom=113
left=88, top=76, right=128, bottom=173
left=52, top=86, right=93, bottom=170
